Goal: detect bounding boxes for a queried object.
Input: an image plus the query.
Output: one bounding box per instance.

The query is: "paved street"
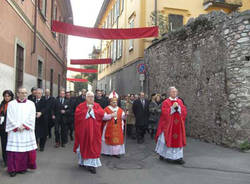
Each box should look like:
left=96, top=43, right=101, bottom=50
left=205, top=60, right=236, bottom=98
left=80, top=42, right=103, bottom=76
left=0, top=135, right=250, bottom=184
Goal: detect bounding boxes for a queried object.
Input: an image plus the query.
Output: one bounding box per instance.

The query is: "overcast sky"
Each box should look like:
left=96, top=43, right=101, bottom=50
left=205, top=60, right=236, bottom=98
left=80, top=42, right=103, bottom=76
left=67, top=0, right=103, bottom=71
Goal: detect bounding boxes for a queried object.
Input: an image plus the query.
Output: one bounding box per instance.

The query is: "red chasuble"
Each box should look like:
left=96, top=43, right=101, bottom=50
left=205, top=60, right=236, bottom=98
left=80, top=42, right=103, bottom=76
left=103, top=107, right=124, bottom=146
left=73, top=102, right=105, bottom=159
left=156, top=98, right=187, bottom=148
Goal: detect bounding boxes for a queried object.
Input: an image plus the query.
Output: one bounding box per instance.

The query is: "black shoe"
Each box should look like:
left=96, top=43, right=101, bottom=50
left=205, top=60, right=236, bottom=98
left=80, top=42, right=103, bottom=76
left=166, top=159, right=175, bottom=164
left=70, top=136, right=74, bottom=141
left=9, top=172, right=16, bottom=177
left=113, top=155, right=121, bottom=159
left=159, top=156, right=164, bottom=160
left=88, top=167, right=96, bottom=174
left=39, top=148, right=44, bottom=152
left=18, top=170, right=27, bottom=174
left=176, top=159, right=185, bottom=165
left=78, top=164, right=85, bottom=168
left=61, top=144, right=65, bottom=148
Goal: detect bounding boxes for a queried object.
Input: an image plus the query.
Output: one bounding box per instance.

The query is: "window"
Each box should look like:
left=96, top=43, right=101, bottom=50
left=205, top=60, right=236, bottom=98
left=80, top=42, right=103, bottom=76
left=117, top=40, right=123, bottom=59
left=52, top=2, right=57, bottom=37
left=37, top=60, right=43, bottom=88
left=15, top=44, right=24, bottom=91
left=112, top=6, right=115, bottom=25
left=129, top=19, right=134, bottom=51
left=121, top=0, right=124, bottom=14
left=168, top=14, right=183, bottom=31
left=38, top=0, right=47, bottom=18
left=59, top=17, right=64, bottom=47
left=110, top=42, right=113, bottom=63
left=50, top=69, right=54, bottom=96
left=50, top=0, right=54, bottom=27
left=113, top=40, right=117, bottom=63
left=107, top=13, right=111, bottom=28
left=115, top=0, right=120, bottom=23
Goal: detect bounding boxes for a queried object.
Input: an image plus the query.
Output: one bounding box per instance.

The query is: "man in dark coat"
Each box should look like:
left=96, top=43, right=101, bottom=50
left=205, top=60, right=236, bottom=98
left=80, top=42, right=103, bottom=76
left=28, top=87, right=37, bottom=103
left=95, top=90, right=108, bottom=109
left=75, top=89, right=87, bottom=107
left=66, top=91, right=76, bottom=141
left=55, top=89, right=70, bottom=148
left=44, top=89, right=56, bottom=139
left=35, top=88, right=48, bottom=151
left=132, top=92, right=149, bottom=144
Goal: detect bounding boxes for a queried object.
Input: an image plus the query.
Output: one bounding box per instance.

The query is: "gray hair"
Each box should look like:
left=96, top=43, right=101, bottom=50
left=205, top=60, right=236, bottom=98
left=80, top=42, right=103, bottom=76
left=168, top=86, right=178, bottom=94
left=86, top=91, right=94, bottom=97
left=37, top=88, right=44, bottom=93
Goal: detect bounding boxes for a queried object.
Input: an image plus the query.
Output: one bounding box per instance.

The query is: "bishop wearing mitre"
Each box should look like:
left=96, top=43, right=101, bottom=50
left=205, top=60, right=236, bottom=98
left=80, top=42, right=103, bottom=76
left=101, top=91, right=127, bottom=158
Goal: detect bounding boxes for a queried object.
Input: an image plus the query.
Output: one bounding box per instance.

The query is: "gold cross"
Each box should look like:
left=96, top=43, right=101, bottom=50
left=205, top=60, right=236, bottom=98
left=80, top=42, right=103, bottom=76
left=173, top=134, right=178, bottom=139
left=174, top=119, right=179, bottom=124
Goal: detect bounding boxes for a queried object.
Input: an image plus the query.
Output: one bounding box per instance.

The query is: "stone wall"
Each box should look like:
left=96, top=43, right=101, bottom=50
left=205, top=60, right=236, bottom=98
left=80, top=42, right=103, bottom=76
left=144, top=11, right=250, bottom=147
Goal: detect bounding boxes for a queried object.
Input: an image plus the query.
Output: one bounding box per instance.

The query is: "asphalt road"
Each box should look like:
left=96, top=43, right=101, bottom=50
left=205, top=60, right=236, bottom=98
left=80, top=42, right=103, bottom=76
left=0, top=135, right=250, bottom=184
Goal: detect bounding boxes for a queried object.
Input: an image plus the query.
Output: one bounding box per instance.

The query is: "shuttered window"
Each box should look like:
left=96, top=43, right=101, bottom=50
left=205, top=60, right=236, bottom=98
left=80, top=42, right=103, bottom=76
left=168, top=14, right=183, bottom=31
left=15, top=44, right=24, bottom=91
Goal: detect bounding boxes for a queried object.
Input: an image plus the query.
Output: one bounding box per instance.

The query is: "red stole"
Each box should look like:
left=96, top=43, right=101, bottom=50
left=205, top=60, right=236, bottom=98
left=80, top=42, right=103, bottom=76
left=73, top=102, right=105, bottom=159
left=104, top=106, right=124, bottom=146
left=156, top=98, right=187, bottom=148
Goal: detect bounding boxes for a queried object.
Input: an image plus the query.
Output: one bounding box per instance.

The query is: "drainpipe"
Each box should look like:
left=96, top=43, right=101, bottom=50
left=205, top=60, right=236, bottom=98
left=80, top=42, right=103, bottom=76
left=32, top=0, right=37, bottom=54
left=155, top=0, right=157, bottom=26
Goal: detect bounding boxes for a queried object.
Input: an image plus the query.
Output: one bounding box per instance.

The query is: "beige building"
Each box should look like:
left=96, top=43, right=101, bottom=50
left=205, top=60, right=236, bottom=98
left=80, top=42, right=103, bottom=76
left=0, top=0, right=73, bottom=97
left=95, top=0, right=250, bottom=95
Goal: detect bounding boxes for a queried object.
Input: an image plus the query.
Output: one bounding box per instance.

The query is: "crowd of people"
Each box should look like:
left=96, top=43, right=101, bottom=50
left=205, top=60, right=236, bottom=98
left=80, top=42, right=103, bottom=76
left=0, top=86, right=187, bottom=176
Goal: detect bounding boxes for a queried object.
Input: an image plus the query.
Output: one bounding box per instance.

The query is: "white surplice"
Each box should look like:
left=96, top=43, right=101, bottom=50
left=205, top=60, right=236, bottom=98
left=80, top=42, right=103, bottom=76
left=6, top=100, right=37, bottom=152
left=101, top=106, right=126, bottom=156
left=155, top=97, right=184, bottom=160
left=77, top=110, right=112, bottom=168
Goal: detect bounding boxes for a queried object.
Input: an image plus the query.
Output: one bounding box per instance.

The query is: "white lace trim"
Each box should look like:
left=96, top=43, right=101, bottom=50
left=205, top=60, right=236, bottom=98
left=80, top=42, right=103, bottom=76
left=101, top=140, right=125, bottom=155
left=76, top=147, right=102, bottom=167
left=155, top=133, right=183, bottom=160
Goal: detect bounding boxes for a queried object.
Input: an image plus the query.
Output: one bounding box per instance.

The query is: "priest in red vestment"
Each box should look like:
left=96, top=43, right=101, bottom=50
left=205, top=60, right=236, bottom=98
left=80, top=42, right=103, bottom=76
left=101, top=91, right=127, bottom=158
left=155, top=87, right=187, bottom=165
left=74, top=91, right=115, bottom=174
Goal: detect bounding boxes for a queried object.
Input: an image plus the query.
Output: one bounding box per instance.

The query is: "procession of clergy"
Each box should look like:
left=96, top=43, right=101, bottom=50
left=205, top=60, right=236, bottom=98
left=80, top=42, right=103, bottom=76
left=0, top=86, right=187, bottom=176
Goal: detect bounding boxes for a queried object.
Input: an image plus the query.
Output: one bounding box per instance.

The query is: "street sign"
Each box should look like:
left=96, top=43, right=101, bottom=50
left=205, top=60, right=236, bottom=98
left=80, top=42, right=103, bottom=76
left=137, top=64, right=146, bottom=74
left=139, top=73, right=145, bottom=81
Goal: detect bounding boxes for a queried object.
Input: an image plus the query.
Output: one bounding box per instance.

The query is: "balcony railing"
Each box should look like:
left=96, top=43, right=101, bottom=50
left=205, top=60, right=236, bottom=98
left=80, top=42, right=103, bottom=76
left=203, top=0, right=243, bottom=10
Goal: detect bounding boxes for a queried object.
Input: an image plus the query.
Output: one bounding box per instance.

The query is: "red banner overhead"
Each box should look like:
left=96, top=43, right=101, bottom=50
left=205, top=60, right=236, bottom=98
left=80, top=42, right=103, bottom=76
left=52, top=21, right=158, bottom=40
left=67, top=67, right=98, bottom=73
left=67, top=78, right=88, bottom=83
left=70, top=59, right=112, bottom=65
